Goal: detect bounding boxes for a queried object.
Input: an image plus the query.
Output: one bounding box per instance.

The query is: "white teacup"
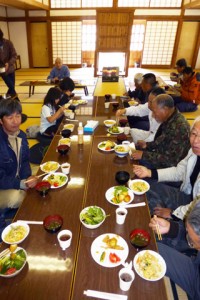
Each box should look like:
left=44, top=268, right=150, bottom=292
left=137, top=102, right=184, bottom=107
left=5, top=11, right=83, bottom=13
left=111, top=94, right=116, bottom=100
left=116, top=207, right=128, bottom=225
left=124, top=127, right=130, bottom=135
left=104, top=102, right=110, bottom=109
left=61, top=162, right=71, bottom=174
left=57, top=230, right=72, bottom=250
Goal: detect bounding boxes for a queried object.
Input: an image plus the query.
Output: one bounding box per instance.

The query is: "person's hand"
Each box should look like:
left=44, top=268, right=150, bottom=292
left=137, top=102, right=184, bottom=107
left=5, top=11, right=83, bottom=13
left=131, top=150, right=143, bottom=160
left=53, top=77, right=59, bottom=82
left=136, top=140, right=146, bottom=149
left=58, top=105, right=65, bottom=113
left=132, top=165, right=151, bottom=178
left=149, top=215, right=170, bottom=235
left=153, top=207, right=172, bottom=219
left=25, top=176, right=39, bottom=188
left=116, top=109, right=126, bottom=117
left=5, top=63, right=9, bottom=72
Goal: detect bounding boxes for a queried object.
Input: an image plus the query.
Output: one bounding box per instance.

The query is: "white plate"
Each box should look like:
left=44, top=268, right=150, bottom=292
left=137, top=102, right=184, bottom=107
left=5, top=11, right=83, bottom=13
left=40, top=161, right=60, bottom=173
left=105, top=186, right=134, bottom=206
left=128, top=179, right=150, bottom=195
left=63, top=124, right=75, bottom=132
left=0, top=247, right=27, bottom=278
left=1, top=221, right=30, bottom=245
left=107, top=127, right=124, bottom=135
left=91, top=233, right=129, bottom=268
left=98, top=141, right=116, bottom=152
left=133, top=250, right=166, bottom=281
left=43, top=172, right=68, bottom=189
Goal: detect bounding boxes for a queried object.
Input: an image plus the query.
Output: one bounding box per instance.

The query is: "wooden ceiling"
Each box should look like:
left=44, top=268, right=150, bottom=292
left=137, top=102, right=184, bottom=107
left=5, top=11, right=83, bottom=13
left=184, top=1, right=200, bottom=8
left=0, top=0, right=49, bottom=10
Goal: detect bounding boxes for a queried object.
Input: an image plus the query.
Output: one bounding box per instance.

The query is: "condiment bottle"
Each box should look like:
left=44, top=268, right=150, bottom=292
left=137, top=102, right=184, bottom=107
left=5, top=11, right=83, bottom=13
left=78, top=122, right=84, bottom=144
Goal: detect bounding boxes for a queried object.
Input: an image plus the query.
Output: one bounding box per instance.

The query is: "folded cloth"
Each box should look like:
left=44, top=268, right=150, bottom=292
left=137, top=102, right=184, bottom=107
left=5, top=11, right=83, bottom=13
left=83, top=290, right=128, bottom=300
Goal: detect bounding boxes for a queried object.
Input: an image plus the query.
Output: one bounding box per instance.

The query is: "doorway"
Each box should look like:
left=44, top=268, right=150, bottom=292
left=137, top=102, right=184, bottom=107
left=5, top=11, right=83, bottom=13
left=30, top=22, right=49, bottom=67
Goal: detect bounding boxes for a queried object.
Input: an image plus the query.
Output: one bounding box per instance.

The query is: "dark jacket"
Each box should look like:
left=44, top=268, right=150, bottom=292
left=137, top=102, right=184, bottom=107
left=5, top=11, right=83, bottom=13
left=0, top=126, right=31, bottom=190
left=0, top=38, right=17, bottom=74
left=141, top=108, right=190, bottom=168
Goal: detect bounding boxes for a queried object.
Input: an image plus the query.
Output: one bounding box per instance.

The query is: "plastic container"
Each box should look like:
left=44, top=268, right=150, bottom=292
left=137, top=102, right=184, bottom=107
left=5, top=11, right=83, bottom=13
left=78, top=122, right=84, bottom=144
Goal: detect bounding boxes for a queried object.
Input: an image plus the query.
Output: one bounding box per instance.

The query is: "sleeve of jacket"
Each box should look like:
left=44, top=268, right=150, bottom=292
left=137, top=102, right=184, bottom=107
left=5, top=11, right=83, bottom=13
left=125, top=102, right=149, bottom=117
left=8, top=41, right=17, bottom=65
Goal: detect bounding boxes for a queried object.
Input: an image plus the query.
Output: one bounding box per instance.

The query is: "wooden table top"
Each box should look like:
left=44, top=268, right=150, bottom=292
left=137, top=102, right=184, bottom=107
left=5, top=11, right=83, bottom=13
left=0, top=96, right=168, bottom=300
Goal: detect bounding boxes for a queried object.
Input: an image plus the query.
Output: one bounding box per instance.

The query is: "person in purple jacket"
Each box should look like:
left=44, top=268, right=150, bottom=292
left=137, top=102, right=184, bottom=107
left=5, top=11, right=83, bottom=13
left=47, top=57, right=70, bottom=83
left=0, top=98, right=38, bottom=209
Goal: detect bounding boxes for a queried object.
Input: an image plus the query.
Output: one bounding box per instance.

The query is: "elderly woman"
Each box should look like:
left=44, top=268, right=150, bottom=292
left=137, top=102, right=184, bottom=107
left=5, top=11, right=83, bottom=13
left=149, top=202, right=200, bottom=300
left=133, top=116, right=200, bottom=221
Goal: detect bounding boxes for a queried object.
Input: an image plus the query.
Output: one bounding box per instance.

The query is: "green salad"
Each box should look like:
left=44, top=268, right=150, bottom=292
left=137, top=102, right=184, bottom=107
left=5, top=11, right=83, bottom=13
left=0, top=249, right=26, bottom=276
left=80, top=206, right=105, bottom=225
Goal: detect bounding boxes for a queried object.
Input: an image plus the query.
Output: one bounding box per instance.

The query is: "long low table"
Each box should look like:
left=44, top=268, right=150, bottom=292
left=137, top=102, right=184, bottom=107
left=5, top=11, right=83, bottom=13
left=19, top=80, right=89, bottom=97
left=0, top=96, right=168, bottom=300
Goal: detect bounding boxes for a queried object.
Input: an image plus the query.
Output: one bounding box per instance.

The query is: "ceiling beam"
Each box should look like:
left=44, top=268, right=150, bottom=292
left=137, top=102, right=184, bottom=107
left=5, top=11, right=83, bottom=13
left=0, top=0, right=49, bottom=10
left=183, top=0, right=200, bottom=9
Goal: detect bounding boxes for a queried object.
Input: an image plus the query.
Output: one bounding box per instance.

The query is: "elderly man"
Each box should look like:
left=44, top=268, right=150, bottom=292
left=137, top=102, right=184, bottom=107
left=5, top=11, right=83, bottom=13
left=131, top=94, right=190, bottom=169
left=116, top=87, right=165, bottom=144
left=0, top=29, right=18, bottom=98
left=149, top=202, right=200, bottom=300
left=0, top=98, right=38, bottom=209
left=47, top=57, right=70, bottom=82
left=133, top=117, right=200, bottom=221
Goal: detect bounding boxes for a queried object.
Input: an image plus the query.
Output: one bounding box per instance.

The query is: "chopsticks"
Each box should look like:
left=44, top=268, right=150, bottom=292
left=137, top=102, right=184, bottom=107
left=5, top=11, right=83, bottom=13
left=122, top=202, right=146, bottom=208
left=154, top=215, right=162, bottom=241
left=83, top=290, right=127, bottom=300
left=25, top=173, right=46, bottom=183
left=0, top=249, right=10, bottom=260
left=17, top=220, right=43, bottom=225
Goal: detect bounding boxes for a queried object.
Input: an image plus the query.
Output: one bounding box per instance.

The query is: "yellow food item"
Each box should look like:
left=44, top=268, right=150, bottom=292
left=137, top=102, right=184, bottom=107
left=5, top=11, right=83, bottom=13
left=136, top=251, right=163, bottom=280
left=131, top=181, right=148, bottom=192
left=59, top=138, right=71, bottom=145
left=4, top=226, right=27, bottom=243
left=105, top=120, right=115, bottom=125
left=102, top=235, right=124, bottom=250
left=42, top=161, right=59, bottom=172
left=115, top=146, right=127, bottom=152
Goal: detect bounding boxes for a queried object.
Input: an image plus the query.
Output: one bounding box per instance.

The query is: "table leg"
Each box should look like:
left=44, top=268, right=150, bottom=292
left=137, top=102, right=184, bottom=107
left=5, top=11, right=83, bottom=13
left=29, top=86, right=31, bottom=97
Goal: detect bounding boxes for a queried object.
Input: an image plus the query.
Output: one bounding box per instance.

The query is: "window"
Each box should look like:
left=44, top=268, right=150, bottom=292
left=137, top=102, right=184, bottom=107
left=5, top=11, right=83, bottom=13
left=130, top=24, right=145, bottom=51
left=118, top=0, right=182, bottom=7
left=82, top=0, right=113, bottom=7
left=51, top=22, right=82, bottom=64
left=82, top=24, right=96, bottom=51
left=50, top=0, right=112, bottom=8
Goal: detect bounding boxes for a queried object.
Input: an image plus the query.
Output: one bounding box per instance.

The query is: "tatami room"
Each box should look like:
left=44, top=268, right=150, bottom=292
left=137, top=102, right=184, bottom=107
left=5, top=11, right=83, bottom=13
left=0, top=1, right=200, bottom=300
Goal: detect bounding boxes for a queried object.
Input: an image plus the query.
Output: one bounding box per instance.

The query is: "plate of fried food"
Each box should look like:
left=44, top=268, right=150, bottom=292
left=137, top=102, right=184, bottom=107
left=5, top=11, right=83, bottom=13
left=98, top=140, right=116, bottom=152
left=91, top=233, right=129, bottom=268
left=105, top=186, right=134, bottom=206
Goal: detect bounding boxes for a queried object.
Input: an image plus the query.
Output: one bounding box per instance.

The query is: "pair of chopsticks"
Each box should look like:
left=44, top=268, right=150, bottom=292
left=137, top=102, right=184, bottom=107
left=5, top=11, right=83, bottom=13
left=154, top=215, right=162, bottom=240
left=0, top=249, right=10, bottom=260
left=25, top=173, right=46, bottom=183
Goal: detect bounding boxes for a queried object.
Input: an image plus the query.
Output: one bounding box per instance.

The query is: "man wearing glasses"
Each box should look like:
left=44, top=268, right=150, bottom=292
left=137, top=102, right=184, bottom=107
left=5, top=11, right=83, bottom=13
left=149, top=202, right=200, bottom=300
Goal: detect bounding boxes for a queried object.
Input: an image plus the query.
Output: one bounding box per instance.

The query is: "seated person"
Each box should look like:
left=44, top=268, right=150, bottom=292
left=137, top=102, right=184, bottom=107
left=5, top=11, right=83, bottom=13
left=0, top=98, right=38, bottom=209
left=58, top=77, right=75, bottom=107
left=47, top=57, right=70, bottom=82
left=133, top=116, right=200, bottom=219
left=170, top=58, right=187, bottom=83
left=131, top=94, right=190, bottom=169
left=149, top=202, right=200, bottom=300
left=118, top=73, right=159, bottom=130
left=126, top=73, right=146, bottom=102
left=173, top=67, right=200, bottom=112
left=116, top=87, right=165, bottom=144
left=40, top=87, right=64, bottom=138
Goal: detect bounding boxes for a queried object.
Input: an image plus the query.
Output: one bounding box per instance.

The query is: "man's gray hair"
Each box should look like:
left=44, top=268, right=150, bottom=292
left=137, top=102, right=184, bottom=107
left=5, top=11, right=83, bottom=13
left=187, top=201, right=200, bottom=237
left=153, top=94, right=174, bottom=108
left=191, top=116, right=200, bottom=130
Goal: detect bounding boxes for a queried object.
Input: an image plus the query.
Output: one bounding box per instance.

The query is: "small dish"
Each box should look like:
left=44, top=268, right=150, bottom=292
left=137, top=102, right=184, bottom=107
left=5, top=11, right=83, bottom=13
left=61, top=129, right=71, bottom=138
left=80, top=206, right=106, bottom=229
left=129, top=228, right=151, bottom=250
left=114, top=144, right=129, bottom=158
left=43, top=214, right=63, bottom=233
left=57, top=144, right=70, bottom=155
left=1, top=221, right=30, bottom=245
left=128, top=179, right=150, bottom=195
left=104, top=120, right=116, bottom=128
left=115, top=171, right=130, bottom=185
left=63, top=124, right=74, bottom=132
left=35, top=181, right=51, bottom=197
left=40, top=161, right=60, bottom=173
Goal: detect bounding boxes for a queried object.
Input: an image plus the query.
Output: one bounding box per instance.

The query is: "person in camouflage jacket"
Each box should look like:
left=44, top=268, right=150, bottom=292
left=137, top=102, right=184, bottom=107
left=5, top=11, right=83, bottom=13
left=131, top=94, right=190, bottom=169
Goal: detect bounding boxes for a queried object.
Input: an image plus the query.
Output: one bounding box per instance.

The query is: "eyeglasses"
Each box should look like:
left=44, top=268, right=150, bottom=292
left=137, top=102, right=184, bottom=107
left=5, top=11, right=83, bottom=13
left=186, top=233, right=194, bottom=248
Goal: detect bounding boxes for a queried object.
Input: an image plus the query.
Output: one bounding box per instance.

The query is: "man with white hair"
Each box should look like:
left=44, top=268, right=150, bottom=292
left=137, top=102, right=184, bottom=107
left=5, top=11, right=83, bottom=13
left=149, top=202, right=200, bottom=300
left=127, top=72, right=145, bottom=100
left=47, top=57, right=70, bottom=82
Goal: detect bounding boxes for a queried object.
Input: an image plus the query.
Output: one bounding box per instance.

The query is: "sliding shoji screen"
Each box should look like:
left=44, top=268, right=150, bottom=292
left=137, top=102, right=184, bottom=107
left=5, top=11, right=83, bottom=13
left=51, top=22, right=82, bottom=65
left=142, top=21, right=178, bottom=65
left=51, top=0, right=81, bottom=8
left=118, top=0, right=182, bottom=7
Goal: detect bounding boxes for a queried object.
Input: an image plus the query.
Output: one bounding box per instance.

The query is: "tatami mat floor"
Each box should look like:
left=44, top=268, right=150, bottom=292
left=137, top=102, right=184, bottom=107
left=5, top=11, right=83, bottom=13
left=0, top=66, right=193, bottom=299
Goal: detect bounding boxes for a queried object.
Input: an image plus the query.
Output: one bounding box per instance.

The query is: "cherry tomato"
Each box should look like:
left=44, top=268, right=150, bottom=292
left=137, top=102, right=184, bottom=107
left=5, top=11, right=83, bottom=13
left=109, top=253, right=121, bottom=263
left=53, top=182, right=59, bottom=187
left=5, top=268, right=16, bottom=275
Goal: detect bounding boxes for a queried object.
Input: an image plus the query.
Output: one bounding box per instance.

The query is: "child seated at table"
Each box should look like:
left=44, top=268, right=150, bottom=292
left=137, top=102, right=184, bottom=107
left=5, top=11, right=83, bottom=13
left=40, top=87, right=64, bottom=138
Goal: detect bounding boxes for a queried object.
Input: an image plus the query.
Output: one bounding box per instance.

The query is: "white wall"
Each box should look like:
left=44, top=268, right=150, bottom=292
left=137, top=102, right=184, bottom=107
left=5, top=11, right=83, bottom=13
left=8, top=22, right=29, bottom=68
left=0, top=21, right=8, bottom=37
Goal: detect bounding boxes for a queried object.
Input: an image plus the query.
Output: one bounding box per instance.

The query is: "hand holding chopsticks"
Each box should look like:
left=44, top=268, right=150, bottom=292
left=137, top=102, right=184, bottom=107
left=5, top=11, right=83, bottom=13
left=25, top=173, right=46, bottom=184
left=153, top=215, right=162, bottom=241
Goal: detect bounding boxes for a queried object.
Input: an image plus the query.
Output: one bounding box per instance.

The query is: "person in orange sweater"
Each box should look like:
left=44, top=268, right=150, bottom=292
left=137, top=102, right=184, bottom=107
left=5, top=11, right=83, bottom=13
left=173, top=67, right=200, bottom=112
